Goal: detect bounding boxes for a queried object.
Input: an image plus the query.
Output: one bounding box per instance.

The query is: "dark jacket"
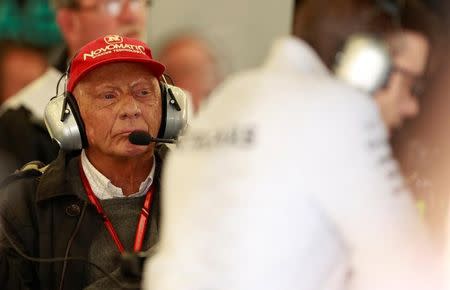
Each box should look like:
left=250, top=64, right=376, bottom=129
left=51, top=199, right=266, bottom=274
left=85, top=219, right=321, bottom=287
left=0, top=147, right=166, bottom=290
left=0, top=46, right=68, bottom=178
left=0, top=107, right=59, bottom=179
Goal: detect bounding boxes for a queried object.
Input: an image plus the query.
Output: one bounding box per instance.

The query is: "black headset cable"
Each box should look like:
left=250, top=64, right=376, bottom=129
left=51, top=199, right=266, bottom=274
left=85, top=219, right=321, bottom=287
left=0, top=223, right=140, bottom=289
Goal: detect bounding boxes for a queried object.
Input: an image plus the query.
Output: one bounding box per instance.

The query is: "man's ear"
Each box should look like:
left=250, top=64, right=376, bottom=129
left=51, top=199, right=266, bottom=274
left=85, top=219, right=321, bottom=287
left=56, top=9, right=80, bottom=46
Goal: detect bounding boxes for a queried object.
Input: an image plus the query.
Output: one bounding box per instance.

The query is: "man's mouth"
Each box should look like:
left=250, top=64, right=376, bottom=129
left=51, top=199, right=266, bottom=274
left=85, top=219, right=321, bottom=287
left=117, top=129, right=148, bottom=136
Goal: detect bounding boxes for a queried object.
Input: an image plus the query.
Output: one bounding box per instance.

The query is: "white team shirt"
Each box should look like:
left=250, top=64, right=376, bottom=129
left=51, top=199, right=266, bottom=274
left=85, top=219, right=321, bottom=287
left=144, top=37, right=445, bottom=290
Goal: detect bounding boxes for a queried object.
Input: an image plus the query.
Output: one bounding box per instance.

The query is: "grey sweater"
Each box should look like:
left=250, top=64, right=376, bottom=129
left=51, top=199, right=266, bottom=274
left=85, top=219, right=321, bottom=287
left=85, top=195, right=159, bottom=289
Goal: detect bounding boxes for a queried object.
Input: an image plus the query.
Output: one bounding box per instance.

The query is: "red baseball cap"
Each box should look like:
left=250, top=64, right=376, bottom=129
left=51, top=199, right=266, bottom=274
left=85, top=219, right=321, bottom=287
left=67, top=35, right=165, bottom=93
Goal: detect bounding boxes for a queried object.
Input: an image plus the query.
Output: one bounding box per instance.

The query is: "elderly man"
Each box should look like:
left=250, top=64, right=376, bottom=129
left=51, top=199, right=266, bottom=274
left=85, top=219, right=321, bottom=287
left=145, top=1, right=444, bottom=290
left=0, top=0, right=151, bottom=175
left=0, top=36, right=174, bottom=290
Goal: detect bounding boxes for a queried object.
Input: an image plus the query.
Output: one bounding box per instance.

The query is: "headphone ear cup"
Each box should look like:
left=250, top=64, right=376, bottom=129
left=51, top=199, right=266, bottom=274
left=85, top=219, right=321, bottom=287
left=44, top=93, right=86, bottom=151
left=333, top=34, right=392, bottom=94
left=66, top=93, right=89, bottom=148
left=159, top=83, right=189, bottom=140
left=157, top=82, right=168, bottom=138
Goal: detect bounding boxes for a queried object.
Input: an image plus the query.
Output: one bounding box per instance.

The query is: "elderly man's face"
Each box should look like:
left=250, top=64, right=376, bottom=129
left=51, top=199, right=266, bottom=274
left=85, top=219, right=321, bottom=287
left=73, top=62, right=162, bottom=158
left=374, top=31, right=429, bottom=132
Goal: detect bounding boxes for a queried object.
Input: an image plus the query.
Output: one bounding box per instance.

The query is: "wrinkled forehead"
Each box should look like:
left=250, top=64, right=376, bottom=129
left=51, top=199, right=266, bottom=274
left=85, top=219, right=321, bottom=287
left=75, top=62, right=159, bottom=90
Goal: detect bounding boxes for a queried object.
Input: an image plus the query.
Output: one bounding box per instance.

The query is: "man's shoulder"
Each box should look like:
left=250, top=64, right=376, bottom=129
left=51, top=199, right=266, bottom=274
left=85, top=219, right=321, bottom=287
left=0, top=160, right=49, bottom=199
left=217, top=68, right=380, bottom=122
left=0, top=106, right=59, bottom=165
left=0, top=106, right=31, bottom=122
left=0, top=106, right=46, bottom=135
left=0, top=166, right=40, bottom=225
left=0, top=152, right=74, bottom=210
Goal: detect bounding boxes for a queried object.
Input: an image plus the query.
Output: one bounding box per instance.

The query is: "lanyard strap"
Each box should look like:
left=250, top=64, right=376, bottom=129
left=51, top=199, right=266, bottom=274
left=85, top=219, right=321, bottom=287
left=79, top=161, right=154, bottom=253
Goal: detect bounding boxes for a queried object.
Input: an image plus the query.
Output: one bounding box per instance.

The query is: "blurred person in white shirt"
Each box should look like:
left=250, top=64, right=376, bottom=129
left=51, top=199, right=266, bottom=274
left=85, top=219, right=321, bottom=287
left=144, top=0, right=445, bottom=290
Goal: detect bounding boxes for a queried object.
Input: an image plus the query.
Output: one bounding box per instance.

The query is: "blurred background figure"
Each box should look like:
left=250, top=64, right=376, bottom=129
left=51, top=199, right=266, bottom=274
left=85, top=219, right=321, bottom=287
left=373, top=32, right=429, bottom=133
left=158, top=33, right=224, bottom=112
left=0, top=0, right=62, bottom=178
left=391, top=0, right=450, bottom=248
left=0, top=150, right=15, bottom=181
left=0, top=41, right=48, bottom=105
left=54, top=0, right=150, bottom=59
left=144, top=0, right=445, bottom=289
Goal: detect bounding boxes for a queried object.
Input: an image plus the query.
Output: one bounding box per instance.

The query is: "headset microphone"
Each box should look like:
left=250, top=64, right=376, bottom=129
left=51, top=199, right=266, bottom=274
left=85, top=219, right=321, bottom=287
left=128, top=130, right=176, bottom=145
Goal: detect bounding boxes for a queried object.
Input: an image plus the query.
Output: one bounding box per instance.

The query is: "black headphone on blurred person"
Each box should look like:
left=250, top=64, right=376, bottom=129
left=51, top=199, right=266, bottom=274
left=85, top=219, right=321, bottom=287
left=44, top=51, right=190, bottom=151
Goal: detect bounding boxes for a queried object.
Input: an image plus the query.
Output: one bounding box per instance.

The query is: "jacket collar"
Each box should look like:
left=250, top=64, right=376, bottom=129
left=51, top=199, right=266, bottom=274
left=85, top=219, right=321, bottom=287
left=36, top=145, right=168, bottom=203
left=36, top=150, right=81, bottom=202
left=263, top=36, right=330, bottom=77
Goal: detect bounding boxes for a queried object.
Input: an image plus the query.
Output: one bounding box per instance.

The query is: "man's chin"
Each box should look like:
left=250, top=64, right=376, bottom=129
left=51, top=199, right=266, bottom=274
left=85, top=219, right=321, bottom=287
left=120, top=144, right=153, bottom=158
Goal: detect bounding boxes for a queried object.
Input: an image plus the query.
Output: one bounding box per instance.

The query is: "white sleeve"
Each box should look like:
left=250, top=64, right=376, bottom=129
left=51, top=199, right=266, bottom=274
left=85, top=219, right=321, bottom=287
left=144, top=187, right=348, bottom=290
left=303, top=91, right=446, bottom=290
left=143, top=79, right=354, bottom=290
left=143, top=76, right=445, bottom=290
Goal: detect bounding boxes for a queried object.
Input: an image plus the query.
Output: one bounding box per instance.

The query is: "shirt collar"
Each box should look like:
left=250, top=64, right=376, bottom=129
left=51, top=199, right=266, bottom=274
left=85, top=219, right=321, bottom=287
left=263, top=36, right=330, bottom=76
left=80, top=150, right=156, bottom=200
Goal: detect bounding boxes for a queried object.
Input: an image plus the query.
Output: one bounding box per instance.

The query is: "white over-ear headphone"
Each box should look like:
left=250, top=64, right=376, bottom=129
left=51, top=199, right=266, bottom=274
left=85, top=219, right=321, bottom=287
left=44, top=70, right=190, bottom=151
left=332, top=0, right=407, bottom=94
left=333, top=34, right=392, bottom=94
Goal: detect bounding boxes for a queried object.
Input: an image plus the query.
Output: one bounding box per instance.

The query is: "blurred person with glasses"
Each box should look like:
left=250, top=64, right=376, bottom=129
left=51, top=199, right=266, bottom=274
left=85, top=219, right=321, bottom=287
left=0, top=0, right=151, bottom=180
left=56, top=0, right=151, bottom=50
left=71, top=0, right=151, bottom=18
left=374, top=32, right=430, bottom=133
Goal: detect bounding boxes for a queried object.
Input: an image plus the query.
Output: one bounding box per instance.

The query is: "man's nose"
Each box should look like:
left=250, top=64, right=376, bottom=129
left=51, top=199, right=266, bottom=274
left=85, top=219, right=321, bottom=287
left=119, top=95, right=142, bottom=119
left=117, top=0, right=139, bottom=22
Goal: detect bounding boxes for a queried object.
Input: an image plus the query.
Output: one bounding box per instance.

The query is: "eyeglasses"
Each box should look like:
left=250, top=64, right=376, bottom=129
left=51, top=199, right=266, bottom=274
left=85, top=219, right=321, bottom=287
left=392, top=66, right=427, bottom=98
left=74, top=0, right=152, bottom=17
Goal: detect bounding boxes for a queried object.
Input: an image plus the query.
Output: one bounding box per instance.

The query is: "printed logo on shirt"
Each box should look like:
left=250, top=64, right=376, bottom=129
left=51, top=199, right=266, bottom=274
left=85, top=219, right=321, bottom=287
left=179, top=126, right=256, bottom=150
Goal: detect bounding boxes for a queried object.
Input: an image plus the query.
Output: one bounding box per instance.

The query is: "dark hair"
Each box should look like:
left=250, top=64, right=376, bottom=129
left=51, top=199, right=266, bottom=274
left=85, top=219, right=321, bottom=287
left=402, top=0, right=440, bottom=45
left=292, top=0, right=438, bottom=69
left=294, top=0, right=304, bottom=8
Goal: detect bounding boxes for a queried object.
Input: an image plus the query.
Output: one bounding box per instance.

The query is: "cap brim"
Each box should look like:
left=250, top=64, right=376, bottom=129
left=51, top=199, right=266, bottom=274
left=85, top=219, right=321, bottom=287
left=68, top=56, right=165, bottom=92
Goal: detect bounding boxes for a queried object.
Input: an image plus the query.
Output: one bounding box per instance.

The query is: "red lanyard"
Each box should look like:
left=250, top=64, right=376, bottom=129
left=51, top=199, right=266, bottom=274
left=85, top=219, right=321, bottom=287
left=79, top=162, right=155, bottom=253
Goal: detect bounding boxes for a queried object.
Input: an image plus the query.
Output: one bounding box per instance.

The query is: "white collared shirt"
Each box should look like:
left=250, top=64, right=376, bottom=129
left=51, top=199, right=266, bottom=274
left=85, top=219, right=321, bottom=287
left=144, top=36, right=445, bottom=290
left=80, top=150, right=155, bottom=200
